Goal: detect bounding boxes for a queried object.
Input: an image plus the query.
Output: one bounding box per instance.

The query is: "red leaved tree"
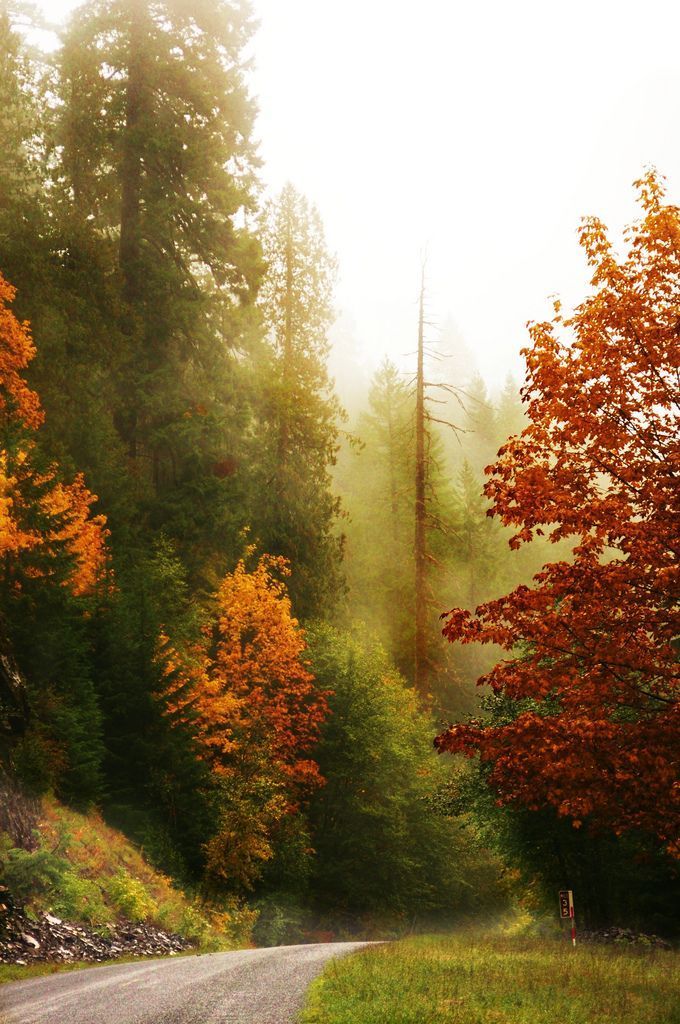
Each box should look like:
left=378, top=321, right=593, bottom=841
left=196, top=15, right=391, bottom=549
left=435, top=173, right=679, bottom=854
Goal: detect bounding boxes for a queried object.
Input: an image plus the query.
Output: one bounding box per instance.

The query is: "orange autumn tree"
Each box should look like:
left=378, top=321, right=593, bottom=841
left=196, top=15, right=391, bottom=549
left=435, top=173, right=679, bottom=854
left=0, top=272, right=109, bottom=799
left=160, top=553, right=328, bottom=888
left=0, top=273, right=108, bottom=595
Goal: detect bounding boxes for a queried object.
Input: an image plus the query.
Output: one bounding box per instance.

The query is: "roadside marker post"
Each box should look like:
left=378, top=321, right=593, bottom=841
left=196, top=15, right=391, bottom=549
left=558, top=890, right=576, bottom=946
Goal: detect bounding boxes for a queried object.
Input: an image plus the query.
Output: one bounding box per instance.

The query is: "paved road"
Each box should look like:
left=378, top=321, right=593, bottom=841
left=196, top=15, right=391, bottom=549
left=0, top=943, right=371, bottom=1024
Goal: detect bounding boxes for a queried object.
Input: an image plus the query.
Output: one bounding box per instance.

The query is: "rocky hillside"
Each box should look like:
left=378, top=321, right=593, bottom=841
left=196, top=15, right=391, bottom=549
left=0, top=775, right=254, bottom=965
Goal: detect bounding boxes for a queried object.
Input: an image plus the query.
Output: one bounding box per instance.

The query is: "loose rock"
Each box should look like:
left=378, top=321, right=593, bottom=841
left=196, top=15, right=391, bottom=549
left=0, top=900, right=192, bottom=965
left=579, top=926, right=672, bottom=950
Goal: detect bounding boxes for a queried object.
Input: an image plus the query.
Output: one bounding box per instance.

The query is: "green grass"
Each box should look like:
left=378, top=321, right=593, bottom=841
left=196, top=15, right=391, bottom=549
left=0, top=961, right=92, bottom=985
left=0, top=949, right=199, bottom=986
left=300, top=930, right=680, bottom=1024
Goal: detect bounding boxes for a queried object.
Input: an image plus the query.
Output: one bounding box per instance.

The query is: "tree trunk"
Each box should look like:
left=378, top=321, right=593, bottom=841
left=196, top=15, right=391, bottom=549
left=0, top=624, right=29, bottom=767
left=120, top=0, right=145, bottom=308
left=119, top=0, right=148, bottom=462
left=414, top=267, right=428, bottom=698
left=277, top=196, right=294, bottom=474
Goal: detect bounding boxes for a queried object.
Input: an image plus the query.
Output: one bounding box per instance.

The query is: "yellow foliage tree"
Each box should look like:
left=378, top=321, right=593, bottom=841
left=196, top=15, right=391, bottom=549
left=159, top=553, right=328, bottom=888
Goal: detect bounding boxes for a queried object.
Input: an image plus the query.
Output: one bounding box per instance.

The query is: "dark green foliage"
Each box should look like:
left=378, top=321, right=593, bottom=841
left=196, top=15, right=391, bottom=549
left=7, top=588, right=104, bottom=807
left=0, top=4, right=49, bottom=311
left=0, top=0, right=260, bottom=868
left=46, top=0, right=263, bottom=578
left=0, top=0, right=671, bottom=943
left=0, top=835, right=70, bottom=905
left=0, top=445, right=105, bottom=807
left=91, top=538, right=215, bottom=880
left=303, top=624, right=509, bottom=927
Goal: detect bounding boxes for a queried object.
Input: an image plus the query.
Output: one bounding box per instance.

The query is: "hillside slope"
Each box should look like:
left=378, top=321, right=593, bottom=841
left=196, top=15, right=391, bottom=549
left=0, top=779, right=254, bottom=966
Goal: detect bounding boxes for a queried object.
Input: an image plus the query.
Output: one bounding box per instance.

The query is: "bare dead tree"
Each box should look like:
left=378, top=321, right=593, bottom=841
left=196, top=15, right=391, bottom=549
left=412, top=262, right=467, bottom=699
left=414, top=265, right=428, bottom=697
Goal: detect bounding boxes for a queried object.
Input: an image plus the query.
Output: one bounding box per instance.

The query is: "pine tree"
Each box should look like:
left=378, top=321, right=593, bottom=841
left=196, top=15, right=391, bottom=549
left=54, top=0, right=262, bottom=571
left=0, top=4, right=50, bottom=315
left=495, top=373, right=526, bottom=448
left=338, top=359, right=413, bottom=674
left=463, top=372, right=498, bottom=474
left=451, top=460, right=497, bottom=611
left=253, top=183, right=344, bottom=618
left=0, top=273, right=110, bottom=804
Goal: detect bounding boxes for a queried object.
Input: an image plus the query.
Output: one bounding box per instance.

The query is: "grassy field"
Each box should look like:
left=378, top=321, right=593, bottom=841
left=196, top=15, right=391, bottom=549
left=300, top=930, right=680, bottom=1024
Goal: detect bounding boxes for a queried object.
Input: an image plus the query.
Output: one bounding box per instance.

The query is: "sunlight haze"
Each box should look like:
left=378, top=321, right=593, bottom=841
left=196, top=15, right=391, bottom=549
left=37, top=0, right=680, bottom=388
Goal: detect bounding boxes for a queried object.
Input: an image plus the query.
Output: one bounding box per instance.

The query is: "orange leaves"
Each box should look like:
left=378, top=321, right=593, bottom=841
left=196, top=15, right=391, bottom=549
left=0, top=450, right=36, bottom=558
left=159, top=553, right=328, bottom=792
left=42, top=475, right=110, bottom=596
left=157, top=554, right=328, bottom=888
left=0, top=275, right=43, bottom=430
left=205, top=554, right=327, bottom=788
left=0, top=272, right=109, bottom=597
left=437, top=173, right=680, bottom=852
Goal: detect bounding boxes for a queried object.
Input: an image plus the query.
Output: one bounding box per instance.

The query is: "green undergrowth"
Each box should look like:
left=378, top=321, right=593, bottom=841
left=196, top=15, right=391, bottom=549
left=0, top=796, right=255, bottom=951
left=300, top=928, right=680, bottom=1024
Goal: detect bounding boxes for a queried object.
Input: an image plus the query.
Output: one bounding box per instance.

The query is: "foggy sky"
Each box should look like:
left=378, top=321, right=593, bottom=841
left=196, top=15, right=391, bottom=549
left=36, top=0, right=680, bottom=390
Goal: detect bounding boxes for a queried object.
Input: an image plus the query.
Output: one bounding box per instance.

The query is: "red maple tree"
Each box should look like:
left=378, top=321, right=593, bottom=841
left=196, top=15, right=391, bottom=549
left=435, top=172, right=679, bottom=854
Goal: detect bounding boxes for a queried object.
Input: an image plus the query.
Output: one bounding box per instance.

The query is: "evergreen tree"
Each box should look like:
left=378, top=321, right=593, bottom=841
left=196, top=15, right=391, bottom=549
left=495, top=373, right=526, bottom=448
left=338, top=359, right=413, bottom=675
left=338, top=358, right=462, bottom=696
left=304, top=625, right=508, bottom=927
left=0, top=4, right=50, bottom=314
left=463, top=372, right=497, bottom=474
left=54, top=0, right=262, bottom=574
left=92, top=538, right=215, bottom=878
left=451, top=460, right=497, bottom=611
left=253, top=183, right=344, bottom=618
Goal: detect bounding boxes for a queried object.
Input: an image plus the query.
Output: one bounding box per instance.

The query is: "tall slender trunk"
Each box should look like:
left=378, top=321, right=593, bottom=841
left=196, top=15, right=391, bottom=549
left=387, top=382, right=398, bottom=542
left=0, top=622, right=30, bottom=756
left=414, top=267, right=428, bottom=698
left=278, top=201, right=294, bottom=472
left=120, top=0, right=145, bottom=309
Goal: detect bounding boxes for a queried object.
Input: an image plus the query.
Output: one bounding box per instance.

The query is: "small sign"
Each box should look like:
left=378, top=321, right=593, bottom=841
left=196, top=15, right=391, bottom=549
left=558, top=890, right=573, bottom=919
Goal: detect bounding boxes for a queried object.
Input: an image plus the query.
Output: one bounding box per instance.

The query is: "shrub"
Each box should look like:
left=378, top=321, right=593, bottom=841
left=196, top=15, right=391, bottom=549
left=51, top=871, right=110, bottom=927
left=0, top=833, right=69, bottom=904
left=105, top=870, right=158, bottom=921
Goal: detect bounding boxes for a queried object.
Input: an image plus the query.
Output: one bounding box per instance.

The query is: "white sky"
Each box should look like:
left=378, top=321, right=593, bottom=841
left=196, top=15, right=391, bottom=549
left=35, top=0, right=680, bottom=389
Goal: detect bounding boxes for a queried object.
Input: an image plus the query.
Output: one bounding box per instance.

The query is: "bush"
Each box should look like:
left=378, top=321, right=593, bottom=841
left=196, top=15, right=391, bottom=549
left=252, top=894, right=309, bottom=947
left=105, top=870, right=157, bottom=921
left=51, top=871, right=110, bottom=926
left=0, top=834, right=69, bottom=904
